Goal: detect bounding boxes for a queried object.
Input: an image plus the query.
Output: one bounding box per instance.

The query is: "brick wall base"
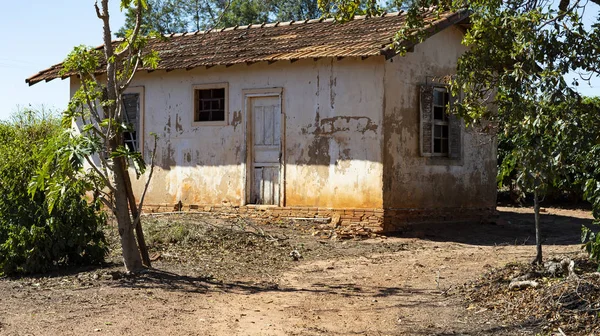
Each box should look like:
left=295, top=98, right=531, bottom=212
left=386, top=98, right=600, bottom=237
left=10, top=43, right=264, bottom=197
left=382, top=207, right=498, bottom=233
left=143, top=203, right=496, bottom=236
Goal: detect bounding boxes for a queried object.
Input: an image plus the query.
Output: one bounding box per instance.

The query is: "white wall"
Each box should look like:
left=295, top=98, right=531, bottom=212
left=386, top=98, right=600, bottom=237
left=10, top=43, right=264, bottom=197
left=68, top=24, right=496, bottom=212
left=72, top=57, right=385, bottom=208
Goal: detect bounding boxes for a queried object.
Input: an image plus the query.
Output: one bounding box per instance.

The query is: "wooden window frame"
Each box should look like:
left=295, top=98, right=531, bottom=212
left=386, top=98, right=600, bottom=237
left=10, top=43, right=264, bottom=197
left=420, top=83, right=463, bottom=165
left=192, top=83, right=229, bottom=127
left=123, top=86, right=145, bottom=155
left=432, top=87, right=450, bottom=156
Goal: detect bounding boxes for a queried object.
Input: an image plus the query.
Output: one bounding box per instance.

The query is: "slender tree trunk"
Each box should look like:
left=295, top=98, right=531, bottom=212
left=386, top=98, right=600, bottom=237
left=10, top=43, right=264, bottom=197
left=113, top=155, right=144, bottom=272
left=97, top=1, right=143, bottom=273
left=124, top=172, right=152, bottom=267
left=533, top=189, right=543, bottom=265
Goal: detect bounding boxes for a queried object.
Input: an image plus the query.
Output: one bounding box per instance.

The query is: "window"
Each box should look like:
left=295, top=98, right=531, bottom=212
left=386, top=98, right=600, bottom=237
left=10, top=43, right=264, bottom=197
left=432, top=88, right=449, bottom=155
left=122, top=92, right=140, bottom=152
left=420, top=84, right=461, bottom=159
left=193, top=83, right=228, bottom=125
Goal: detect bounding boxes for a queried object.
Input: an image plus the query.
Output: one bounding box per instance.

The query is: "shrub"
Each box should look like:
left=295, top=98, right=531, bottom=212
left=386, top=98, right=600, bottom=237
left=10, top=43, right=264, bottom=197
left=0, top=108, right=107, bottom=276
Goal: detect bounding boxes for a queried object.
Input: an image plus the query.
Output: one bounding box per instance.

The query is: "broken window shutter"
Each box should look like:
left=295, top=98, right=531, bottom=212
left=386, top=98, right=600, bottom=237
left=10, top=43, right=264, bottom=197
left=448, top=94, right=462, bottom=159
left=122, top=93, right=139, bottom=152
left=122, top=93, right=139, bottom=128
left=420, top=85, right=434, bottom=156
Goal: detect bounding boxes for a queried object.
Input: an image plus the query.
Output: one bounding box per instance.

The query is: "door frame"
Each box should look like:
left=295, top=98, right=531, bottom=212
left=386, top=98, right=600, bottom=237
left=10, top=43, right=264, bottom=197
left=242, top=88, right=285, bottom=207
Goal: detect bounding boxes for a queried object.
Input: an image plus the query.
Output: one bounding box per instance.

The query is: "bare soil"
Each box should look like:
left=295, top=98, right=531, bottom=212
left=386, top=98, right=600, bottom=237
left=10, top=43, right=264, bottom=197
left=0, top=206, right=596, bottom=336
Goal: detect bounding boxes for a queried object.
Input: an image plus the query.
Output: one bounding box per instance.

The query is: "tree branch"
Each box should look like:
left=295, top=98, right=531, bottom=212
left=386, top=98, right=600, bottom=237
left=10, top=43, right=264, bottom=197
left=99, top=195, right=117, bottom=214
left=94, top=0, right=105, bottom=19
left=132, top=134, right=158, bottom=228
left=80, top=79, right=104, bottom=127
left=120, top=51, right=142, bottom=90
left=85, top=155, right=116, bottom=193
left=115, top=0, right=144, bottom=60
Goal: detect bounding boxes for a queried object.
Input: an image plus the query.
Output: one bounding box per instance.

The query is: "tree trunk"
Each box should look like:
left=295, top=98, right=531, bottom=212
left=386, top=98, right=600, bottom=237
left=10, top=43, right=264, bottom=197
left=533, top=190, right=543, bottom=265
left=124, top=172, right=152, bottom=267
left=113, top=156, right=144, bottom=272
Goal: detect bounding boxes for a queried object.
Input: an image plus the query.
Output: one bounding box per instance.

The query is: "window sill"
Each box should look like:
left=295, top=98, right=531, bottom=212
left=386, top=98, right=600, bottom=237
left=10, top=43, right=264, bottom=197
left=192, top=120, right=228, bottom=127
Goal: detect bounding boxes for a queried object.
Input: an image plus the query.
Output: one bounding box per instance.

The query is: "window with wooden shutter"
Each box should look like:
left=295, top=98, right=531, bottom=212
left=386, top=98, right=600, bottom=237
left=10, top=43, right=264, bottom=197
left=420, top=85, right=434, bottom=156
left=420, top=85, right=462, bottom=159
left=448, top=110, right=462, bottom=159
left=122, top=93, right=139, bottom=152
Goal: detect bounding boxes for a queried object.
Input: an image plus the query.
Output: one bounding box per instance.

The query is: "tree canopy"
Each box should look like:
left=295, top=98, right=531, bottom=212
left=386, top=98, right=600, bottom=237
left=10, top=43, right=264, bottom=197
left=117, top=0, right=323, bottom=36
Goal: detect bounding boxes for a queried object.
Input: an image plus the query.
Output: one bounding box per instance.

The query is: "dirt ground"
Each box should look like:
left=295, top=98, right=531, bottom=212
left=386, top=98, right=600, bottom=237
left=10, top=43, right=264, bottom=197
left=0, top=206, right=595, bottom=336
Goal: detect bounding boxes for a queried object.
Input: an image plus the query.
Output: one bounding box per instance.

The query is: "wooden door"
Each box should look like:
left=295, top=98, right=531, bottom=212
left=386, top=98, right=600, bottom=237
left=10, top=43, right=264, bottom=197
left=249, top=96, right=282, bottom=205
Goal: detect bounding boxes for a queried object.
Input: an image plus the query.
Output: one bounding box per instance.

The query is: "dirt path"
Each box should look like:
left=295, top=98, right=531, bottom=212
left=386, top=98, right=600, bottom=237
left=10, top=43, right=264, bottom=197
left=0, top=207, right=593, bottom=335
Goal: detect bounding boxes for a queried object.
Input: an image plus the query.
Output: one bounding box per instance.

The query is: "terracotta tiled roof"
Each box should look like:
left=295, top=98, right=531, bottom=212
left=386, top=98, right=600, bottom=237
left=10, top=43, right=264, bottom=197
left=26, top=9, right=468, bottom=86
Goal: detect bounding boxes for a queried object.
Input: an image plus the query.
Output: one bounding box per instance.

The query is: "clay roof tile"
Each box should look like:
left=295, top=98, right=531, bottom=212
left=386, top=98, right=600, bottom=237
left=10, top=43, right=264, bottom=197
left=26, top=9, right=468, bottom=85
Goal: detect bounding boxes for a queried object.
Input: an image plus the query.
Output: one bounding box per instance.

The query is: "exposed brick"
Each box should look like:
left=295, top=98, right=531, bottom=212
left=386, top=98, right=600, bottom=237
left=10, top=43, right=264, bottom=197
left=140, top=203, right=495, bottom=235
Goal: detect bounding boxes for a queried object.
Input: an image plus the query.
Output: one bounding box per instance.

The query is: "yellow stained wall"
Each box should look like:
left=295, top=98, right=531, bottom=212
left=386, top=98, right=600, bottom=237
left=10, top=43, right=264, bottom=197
left=69, top=25, right=496, bottom=212
left=72, top=57, right=385, bottom=209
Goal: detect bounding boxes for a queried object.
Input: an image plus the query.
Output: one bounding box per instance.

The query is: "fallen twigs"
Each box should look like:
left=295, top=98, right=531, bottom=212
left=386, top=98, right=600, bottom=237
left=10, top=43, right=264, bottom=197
left=460, top=257, right=600, bottom=335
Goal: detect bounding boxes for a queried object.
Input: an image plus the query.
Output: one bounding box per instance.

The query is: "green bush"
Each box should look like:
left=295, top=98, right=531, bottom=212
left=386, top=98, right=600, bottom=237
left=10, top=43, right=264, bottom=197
left=0, top=109, right=107, bottom=276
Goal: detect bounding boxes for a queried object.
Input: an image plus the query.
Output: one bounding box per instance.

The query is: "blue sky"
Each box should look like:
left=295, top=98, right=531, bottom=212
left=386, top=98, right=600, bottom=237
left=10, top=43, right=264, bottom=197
left=0, top=1, right=126, bottom=119
left=0, top=1, right=598, bottom=120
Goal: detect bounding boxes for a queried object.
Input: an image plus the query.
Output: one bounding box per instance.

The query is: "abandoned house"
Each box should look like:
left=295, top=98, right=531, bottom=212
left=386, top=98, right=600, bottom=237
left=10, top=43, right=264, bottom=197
left=26, top=9, right=497, bottom=233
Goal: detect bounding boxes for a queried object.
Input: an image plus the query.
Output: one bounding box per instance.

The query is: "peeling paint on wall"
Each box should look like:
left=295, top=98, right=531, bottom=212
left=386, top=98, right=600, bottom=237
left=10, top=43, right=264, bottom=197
left=320, top=116, right=378, bottom=135
left=382, top=26, right=496, bottom=210
left=161, top=142, right=177, bottom=169
left=68, top=26, right=496, bottom=229
left=329, top=60, right=337, bottom=109
left=175, top=114, right=183, bottom=133
left=91, top=57, right=385, bottom=208
left=301, top=115, right=378, bottom=136
left=71, top=35, right=493, bottom=214
left=231, top=111, right=242, bottom=130
left=164, top=115, right=171, bottom=133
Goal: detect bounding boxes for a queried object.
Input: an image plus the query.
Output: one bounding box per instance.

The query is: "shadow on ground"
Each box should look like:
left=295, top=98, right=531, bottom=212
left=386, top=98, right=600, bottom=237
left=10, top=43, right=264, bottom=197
left=111, top=268, right=437, bottom=299
left=392, top=209, right=593, bottom=246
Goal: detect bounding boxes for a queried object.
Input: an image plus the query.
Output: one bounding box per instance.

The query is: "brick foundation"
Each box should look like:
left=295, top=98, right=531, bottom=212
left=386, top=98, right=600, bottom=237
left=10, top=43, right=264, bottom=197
left=382, top=207, right=498, bottom=232
left=143, top=203, right=497, bottom=235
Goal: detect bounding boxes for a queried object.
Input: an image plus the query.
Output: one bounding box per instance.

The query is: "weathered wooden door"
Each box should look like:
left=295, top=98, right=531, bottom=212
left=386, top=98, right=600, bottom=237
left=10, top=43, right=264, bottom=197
left=249, top=96, right=282, bottom=205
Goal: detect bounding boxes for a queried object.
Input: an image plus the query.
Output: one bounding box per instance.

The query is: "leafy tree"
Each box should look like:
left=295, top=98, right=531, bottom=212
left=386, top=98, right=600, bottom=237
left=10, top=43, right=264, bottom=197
left=497, top=100, right=581, bottom=264
left=271, top=0, right=322, bottom=21
left=0, top=108, right=107, bottom=276
left=32, top=0, right=160, bottom=273
left=317, top=0, right=382, bottom=19
left=498, top=99, right=600, bottom=203
left=572, top=97, right=600, bottom=269
left=219, top=0, right=272, bottom=27
left=117, top=0, right=189, bottom=37
left=117, top=0, right=322, bottom=36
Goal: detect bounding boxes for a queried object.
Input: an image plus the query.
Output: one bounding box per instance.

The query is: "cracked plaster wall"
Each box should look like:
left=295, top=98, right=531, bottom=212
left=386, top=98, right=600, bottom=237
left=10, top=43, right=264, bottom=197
left=70, top=57, right=385, bottom=208
left=70, top=26, right=496, bottom=213
left=382, top=25, right=497, bottom=210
